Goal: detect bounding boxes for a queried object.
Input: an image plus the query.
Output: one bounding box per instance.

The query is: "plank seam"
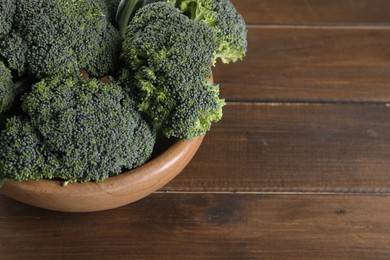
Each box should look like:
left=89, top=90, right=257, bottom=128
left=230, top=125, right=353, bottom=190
left=247, top=24, right=390, bottom=30
left=225, top=99, right=390, bottom=105
left=156, top=191, right=390, bottom=195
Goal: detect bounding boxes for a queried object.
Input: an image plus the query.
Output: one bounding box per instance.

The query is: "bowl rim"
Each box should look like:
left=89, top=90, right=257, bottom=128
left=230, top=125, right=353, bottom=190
left=0, top=135, right=204, bottom=212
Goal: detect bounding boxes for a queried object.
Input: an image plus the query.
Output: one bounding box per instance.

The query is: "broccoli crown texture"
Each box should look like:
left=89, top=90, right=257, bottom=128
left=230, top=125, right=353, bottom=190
left=0, top=33, right=28, bottom=76
left=0, top=117, right=51, bottom=182
left=0, top=0, right=121, bottom=78
left=0, top=0, right=16, bottom=40
left=121, top=2, right=224, bottom=139
left=164, top=79, right=225, bottom=138
left=0, top=61, right=14, bottom=114
left=0, top=77, right=156, bottom=182
left=168, top=0, right=247, bottom=63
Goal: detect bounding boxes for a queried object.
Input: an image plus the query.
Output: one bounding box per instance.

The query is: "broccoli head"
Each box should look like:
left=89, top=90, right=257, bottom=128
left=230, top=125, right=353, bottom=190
left=0, top=0, right=121, bottom=78
left=0, top=0, right=16, bottom=40
left=0, top=61, right=14, bottom=114
left=121, top=2, right=224, bottom=139
left=168, top=0, right=247, bottom=63
left=0, top=77, right=156, bottom=183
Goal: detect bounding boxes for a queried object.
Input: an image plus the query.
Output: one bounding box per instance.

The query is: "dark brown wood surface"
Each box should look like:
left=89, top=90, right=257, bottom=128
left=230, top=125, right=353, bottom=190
left=2, top=1, right=390, bottom=259
left=232, top=0, right=390, bottom=25
left=165, top=103, right=390, bottom=193
left=2, top=194, right=390, bottom=259
left=215, top=28, right=390, bottom=102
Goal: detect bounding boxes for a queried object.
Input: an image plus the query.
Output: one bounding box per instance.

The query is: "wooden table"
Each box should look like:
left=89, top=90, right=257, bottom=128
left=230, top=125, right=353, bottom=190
left=2, top=1, right=390, bottom=258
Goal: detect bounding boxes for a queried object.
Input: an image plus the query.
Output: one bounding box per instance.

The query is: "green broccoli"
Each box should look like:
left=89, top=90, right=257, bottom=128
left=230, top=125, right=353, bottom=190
left=120, top=2, right=224, bottom=139
left=0, top=60, right=38, bottom=130
left=0, top=0, right=121, bottom=78
left=116, top=0, right=164, bottom=36
left=0, top=77, right=156, bottom=183
left=104, top=0, right=123, bottom=22
left=0, top=117, right=53, bottom=182
left=164, top=79, right=225, bottom=138
left=0, top=61, right=14, bottom=114
left=0, top=33, right=28, bottom=76
left=168, top=0, right=247, bottom=63
left=0, top=0, right=16, bottom=40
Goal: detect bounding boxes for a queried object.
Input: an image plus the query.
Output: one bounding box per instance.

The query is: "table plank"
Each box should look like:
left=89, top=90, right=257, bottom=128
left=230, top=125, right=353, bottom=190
left=164, top=103, right=390, bottom=193
left=3, top=1, right=390, bottom=259
left=1, top=193, right=390, bottom=259
left=215, top=27, right=390, bottom=102
left=232, top=0, right=390, bottom=25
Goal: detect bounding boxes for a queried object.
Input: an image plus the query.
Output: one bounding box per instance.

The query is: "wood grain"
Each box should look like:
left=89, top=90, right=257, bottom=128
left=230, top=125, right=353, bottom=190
left=3, top=1, right=390, bottom=258
left=1, top=193, right=390, bottom=259
left=164, top=103, right=390, bottom=193
left=232, top=0, right=390, bottom=25
left=215, top=27, right=390, bottom=102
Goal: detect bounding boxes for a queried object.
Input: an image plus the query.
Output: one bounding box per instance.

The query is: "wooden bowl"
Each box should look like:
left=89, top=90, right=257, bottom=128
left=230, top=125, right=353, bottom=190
left=0, top=136, right=204, bottom=212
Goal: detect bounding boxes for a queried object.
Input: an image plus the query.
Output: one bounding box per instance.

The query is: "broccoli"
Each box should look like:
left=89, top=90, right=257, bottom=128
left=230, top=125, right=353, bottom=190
left=0, top=117, right=53, bottom=182
left=0, top=33, right=28, bottom=77
left=0, top=61, right=14, bottom=114
left=164, top=79, right=225, bottom=138
left=0, top=0, right=121, bottom=78
left=0, top=0, right=16, bottom=41
left=104, top=0, right=123, bottom=22
left=94, top=0, right=124, bottom=24
left=0, top=77, right=156, bottom=183
left=120, top=2, right=224, bottom=139
left=0, top=60, right=37, bottom=130
left=116, top=0, right=164, bottom=36
left=168, top=0, right=247, bottom=63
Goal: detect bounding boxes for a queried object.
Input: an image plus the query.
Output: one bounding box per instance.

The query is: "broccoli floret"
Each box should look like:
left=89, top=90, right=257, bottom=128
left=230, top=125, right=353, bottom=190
left=168, top=0, right=247, bottom=63
left=0, top=117, right=55, bottom=182
left=164, top=80, right=225, bottom=138
left=94, top=0, right=124, bottom=25
left=0, top=0, right=16, bottom=40
left=0, top=33, right=28, bottom=76
left=121, top=2, right=224, bottom=139
left=0, top=61, right=37, bottom=130
left=0, top=61, right=14, bottom=114
left=0, top=0, right=121, bottom=78
left=80, top=24, right=122, bottom=77
left=0, top=77, right=156, bottom=183
left=115, top=0, right=165, bottom=36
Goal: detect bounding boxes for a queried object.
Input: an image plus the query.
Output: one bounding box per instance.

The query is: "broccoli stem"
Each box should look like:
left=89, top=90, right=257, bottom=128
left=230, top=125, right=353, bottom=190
left=194, top=3, right=205, bottom=22
left=0, top=113, right=7, bottom=128
left=13, top=76, right=35, bottom=97
left=61, top=180, right=70, bottom=187
left=116, top=0, right=140, bottom=37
